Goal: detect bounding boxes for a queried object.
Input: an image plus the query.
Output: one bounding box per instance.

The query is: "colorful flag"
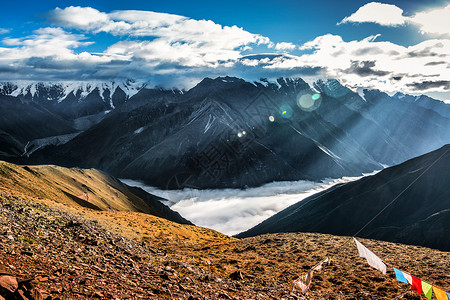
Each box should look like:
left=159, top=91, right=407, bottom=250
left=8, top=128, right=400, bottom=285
left=393, top=268, right=408, bottom=284
left=421, top=281, right=432, bottom=299
left=353, top=238, right=387, bottom=274
left=411, top=276, right=422, bottom=294
left=403, top=272, right=412, bottom=284
left=433, top=286, right=449, bottom=300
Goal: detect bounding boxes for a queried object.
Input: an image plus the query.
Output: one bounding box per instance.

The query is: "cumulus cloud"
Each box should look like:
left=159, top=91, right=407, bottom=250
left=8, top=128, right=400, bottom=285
left=47, top=7, right=111, bottom=32
left=46, top=6, right=271, bottom=69
left=0, top=27, right=129, bottom=80
left=271, top=34, right=450, bottom=95
left=411, top=4, right=450, bottom=36
left=340, top=2, right=450, bottom=37
left=274, top=42, right=296, bottom=51
left=339, top=2, right=407, bottom=26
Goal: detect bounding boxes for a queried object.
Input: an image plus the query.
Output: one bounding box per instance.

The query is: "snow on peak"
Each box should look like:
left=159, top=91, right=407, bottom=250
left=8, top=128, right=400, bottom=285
left=0, top=80, right=147, bottom=103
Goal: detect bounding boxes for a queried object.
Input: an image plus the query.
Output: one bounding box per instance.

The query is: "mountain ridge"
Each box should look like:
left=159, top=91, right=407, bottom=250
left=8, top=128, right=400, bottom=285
left=237, top=144, right=450, bottom=251
left=2, top=75, right=450, bottom=189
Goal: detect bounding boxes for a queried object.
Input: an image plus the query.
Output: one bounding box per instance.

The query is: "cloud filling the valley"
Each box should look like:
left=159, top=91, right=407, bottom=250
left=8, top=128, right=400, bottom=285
left=122, top=173, right=378, bottom=236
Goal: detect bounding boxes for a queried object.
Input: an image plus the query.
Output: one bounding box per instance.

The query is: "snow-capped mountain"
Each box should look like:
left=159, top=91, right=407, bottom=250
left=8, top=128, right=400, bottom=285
left=17, top=76, right=450, bottom=189
left=0, top=80, right=147, bottom=107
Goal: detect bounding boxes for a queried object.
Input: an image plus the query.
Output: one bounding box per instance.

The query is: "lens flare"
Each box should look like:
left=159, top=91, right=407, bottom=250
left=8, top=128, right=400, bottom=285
left=279, top=104, right=293, bottom=119
left=297, top=92, right=322, bottom=112
left=298, top=94, right=314, bottom=109
left=269, top=115, right=275, bottom=122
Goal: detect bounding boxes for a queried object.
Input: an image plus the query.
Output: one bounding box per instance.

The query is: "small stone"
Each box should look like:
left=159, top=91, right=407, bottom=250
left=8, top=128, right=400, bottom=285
left=0, top=275, right=18, bottom=293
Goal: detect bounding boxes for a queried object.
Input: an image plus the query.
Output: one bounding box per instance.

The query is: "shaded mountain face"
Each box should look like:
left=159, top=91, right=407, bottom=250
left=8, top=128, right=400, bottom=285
left=237, top=144, right=450, bottom=251
left=0, top=82, right=182, bottom=160
left=2, top=76, right=450, bottom=189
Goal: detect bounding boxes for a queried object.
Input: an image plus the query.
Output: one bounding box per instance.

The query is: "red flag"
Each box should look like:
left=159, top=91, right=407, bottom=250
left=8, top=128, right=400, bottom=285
left=411, top=276, right=422, bottom=294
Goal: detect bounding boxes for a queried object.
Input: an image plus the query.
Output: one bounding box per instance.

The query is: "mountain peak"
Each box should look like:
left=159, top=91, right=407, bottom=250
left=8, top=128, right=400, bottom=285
left=0, top=80, right=148, bottom=103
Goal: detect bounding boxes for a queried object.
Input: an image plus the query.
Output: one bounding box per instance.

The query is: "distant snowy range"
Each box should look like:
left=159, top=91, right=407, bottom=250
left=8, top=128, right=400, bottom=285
left=122, top=172, right=378, bottom=235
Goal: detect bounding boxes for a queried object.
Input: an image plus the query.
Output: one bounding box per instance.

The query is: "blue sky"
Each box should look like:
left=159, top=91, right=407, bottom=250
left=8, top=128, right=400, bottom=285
left=0, top=0, right=449, bottom=100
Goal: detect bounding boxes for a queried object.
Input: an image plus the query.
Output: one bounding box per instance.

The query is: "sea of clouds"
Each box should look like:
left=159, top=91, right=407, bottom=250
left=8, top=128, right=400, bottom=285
left=122, top=172, right=378, bottom=236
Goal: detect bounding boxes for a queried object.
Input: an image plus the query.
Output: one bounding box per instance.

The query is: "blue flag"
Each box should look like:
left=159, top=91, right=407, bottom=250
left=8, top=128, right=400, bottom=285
left=393, top=267, right=408, bottom=284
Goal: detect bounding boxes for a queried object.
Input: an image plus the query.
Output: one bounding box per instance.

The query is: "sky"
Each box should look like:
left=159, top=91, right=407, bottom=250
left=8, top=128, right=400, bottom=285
left=0, top=0, right=449, bottom=100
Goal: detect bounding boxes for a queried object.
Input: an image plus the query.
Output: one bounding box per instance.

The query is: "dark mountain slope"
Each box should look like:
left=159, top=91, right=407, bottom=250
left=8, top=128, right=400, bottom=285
left=30, top=77, right=383, bottom=188
left=238, top=144, right=450, bottom=251
left=0, top=95, right=76, bottom=159
left=5, top=76, right=450, bottom=189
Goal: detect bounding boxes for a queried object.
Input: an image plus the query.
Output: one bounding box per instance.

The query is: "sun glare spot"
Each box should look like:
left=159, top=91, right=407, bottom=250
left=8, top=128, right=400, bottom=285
left=279, top=104, right=293, bottom=119
left=297, top=92, right=322, bottom=112
left=269, top=115, right=275, bottom=122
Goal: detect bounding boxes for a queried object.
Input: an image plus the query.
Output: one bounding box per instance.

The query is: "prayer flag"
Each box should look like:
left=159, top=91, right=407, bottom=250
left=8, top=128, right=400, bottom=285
left=393, top=268, right=408, bottom=284
left=411, top=276, right=422, bottom=294
left=403, top=272, right=412, bottom=285
left=353, top=238, right=387, bottom=274
left=421, top=281, right=432, bottom=299
left=433, top=286, right=449, bottom=300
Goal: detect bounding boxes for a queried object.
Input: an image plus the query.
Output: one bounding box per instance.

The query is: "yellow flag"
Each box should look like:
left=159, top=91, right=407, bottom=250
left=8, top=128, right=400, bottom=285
left=422, top=281, right=432, bottom=299
left=433, top=286, right=448, bottom=300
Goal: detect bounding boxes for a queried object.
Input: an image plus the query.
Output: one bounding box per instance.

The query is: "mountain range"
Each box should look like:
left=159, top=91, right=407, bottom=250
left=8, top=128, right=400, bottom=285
left=238, top=144, right=450, bottom=251
left=1, top=76, right=450, bottom=189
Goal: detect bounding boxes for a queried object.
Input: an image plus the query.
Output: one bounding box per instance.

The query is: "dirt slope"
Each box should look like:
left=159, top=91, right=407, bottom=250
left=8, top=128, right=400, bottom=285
left=0, top=160, right=190, bottom=224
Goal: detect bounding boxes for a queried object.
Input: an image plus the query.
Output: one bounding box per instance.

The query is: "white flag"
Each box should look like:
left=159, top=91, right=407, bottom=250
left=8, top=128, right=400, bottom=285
left=354, top=238, right=387, bottom=274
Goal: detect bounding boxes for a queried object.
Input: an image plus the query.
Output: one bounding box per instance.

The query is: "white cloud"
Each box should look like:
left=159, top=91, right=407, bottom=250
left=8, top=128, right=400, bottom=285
left=0, top=28, right=10, bottom=35
left=339, top=2, right=407, bottom=26
left=410, top=4, right=450, bottom=36
left=1, top=27, right=93, bottom=59
left=264, top=34, right=450, bottom=95
left=47, top=7, right=111, bottom=32
left=275, top=42, right=296, bottom=51
left=46, top=6, right=272, bottom=69
left=340, top=2, right=450, bottom=37
left=122, top=174, right=373, bottom=235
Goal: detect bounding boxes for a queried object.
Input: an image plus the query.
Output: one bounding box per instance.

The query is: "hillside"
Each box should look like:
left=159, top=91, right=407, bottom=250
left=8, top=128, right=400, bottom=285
left=0, top=160, right=449, bottom=299
left=238, top=144, right=450, bottom=251
left=0, top=160, right=190, bottom=225
left=1, top=193, right=449, bottom=299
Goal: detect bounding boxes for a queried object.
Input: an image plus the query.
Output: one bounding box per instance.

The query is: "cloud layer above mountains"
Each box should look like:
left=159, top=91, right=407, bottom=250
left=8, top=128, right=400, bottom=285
left=0, top=3, right=449, bottom=99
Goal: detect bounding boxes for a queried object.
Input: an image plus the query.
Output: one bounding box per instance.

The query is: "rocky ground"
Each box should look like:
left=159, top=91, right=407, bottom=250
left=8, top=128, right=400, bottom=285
left=1, top=191, right=449, bottom=299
